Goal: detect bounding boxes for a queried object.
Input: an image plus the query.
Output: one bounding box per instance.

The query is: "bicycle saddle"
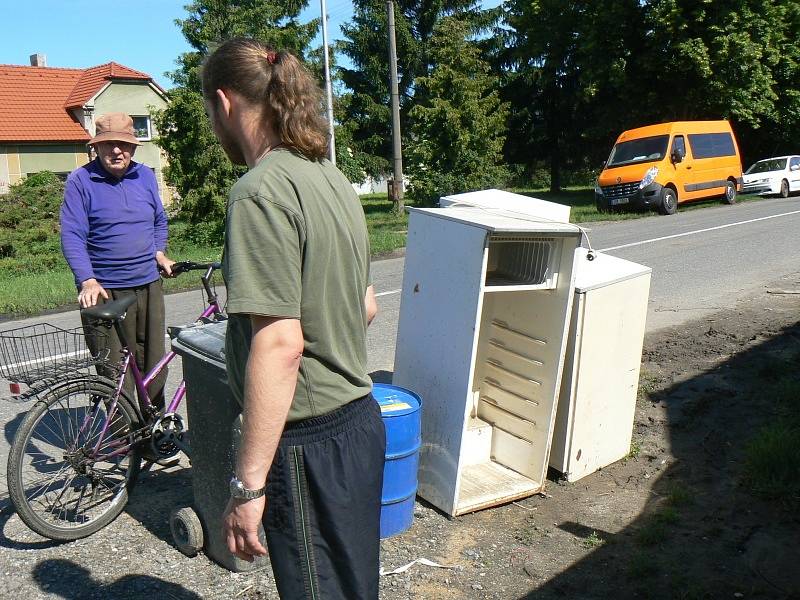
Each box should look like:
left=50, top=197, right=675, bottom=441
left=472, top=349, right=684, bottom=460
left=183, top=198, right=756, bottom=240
left=81, top=295, right=137, bottom=322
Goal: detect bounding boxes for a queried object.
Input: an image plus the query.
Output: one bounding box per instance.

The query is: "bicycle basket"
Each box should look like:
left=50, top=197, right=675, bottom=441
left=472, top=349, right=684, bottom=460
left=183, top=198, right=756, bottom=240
left=0, top=323, right=112, bottom=385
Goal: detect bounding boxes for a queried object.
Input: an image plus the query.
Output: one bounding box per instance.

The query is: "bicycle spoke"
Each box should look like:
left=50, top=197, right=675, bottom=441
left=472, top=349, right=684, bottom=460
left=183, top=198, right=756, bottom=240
left=23, top=464, right=72, bottom=501
left=56, top=397, right=76, bottom=449
left=34, top=411, right=69, bottom=450
left=31, top=473, right=75, bottom=520
left=70, top=483, right=88, bottom=523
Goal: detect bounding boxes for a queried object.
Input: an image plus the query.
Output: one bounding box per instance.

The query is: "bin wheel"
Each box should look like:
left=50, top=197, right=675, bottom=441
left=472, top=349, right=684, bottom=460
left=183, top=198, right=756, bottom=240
left=170, top=506, right=204, bottom=557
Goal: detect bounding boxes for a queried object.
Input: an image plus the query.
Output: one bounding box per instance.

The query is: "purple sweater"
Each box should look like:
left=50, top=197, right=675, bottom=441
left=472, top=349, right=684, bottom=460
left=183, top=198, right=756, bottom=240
left=60, top=159, right=168, bottom=288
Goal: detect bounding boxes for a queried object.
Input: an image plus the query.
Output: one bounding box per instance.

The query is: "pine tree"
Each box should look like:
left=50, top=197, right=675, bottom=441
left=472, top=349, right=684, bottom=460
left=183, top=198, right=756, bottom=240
left=154, top=0, right=318, bottom=239
left=406, top=16, right=508, bottom=205
left=338, top=0, right=500, bottom=179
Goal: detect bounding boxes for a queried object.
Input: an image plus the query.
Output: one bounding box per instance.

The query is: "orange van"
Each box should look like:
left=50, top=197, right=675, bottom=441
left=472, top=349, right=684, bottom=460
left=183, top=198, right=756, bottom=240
left=595, top=121, right=743, bottom=215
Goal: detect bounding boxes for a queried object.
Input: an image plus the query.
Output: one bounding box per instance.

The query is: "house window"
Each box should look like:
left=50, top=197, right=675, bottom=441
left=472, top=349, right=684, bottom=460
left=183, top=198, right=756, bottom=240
left=132, top=116, right=152, bottom=141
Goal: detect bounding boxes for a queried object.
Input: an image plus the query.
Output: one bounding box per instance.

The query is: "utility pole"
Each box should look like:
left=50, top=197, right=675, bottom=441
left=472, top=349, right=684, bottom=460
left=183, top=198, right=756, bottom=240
left=386, top=0, right=404, bottom=213
left=321, top=0, right=336, bottom=164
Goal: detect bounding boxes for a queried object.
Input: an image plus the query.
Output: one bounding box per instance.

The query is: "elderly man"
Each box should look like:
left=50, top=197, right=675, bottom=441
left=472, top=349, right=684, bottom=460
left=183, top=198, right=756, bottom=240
left=60, top=112, right=175, bottom=410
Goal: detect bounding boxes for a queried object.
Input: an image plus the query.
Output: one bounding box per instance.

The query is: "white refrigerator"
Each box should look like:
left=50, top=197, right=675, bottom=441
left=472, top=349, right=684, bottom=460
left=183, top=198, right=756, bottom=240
left=392, top=206, right=582, bottom=516
left=548, top=249, right=652, bottom=481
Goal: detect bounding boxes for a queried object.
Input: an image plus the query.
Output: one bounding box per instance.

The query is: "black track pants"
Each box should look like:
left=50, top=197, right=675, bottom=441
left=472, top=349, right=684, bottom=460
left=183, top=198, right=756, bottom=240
left=264, top=395, right=386, bottom=600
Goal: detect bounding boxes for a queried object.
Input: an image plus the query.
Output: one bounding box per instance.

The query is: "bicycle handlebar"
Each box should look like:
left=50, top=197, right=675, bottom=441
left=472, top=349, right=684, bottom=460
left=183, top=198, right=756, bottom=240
left=167, top=261, right=222, bottom=277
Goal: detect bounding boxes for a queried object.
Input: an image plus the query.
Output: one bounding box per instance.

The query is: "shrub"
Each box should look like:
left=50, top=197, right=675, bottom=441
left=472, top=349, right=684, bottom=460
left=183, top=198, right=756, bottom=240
left=0, top=171, right=66, bottom=273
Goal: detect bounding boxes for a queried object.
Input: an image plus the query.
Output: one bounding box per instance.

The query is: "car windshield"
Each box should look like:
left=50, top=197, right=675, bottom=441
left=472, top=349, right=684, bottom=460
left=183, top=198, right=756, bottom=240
left=606, top=135, right=670, bottom=168
left=746, top=158, right=787, bottom=174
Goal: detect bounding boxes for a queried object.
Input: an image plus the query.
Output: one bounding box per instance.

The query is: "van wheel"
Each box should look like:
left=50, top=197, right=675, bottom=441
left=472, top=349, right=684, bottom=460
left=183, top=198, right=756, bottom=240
left=595, top=196, right=610, bottom=213
left=658, top=187, right=677, bottom=215
left=780, top=179, right=789, bottom=198
left=723, top=180, right=737, bottom=204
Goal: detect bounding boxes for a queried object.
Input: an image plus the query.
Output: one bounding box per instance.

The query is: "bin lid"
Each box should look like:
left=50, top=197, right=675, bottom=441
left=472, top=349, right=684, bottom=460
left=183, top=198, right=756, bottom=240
left=172, top=320, right=228, bottom=366
left=573, top=248, right=652, bottom=293
left=373, top=383, right=421, bottom=417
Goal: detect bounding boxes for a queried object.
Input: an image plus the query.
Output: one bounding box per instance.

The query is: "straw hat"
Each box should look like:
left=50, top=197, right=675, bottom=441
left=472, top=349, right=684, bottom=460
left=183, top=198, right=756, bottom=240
left=88, top=113, right=141, bottom=146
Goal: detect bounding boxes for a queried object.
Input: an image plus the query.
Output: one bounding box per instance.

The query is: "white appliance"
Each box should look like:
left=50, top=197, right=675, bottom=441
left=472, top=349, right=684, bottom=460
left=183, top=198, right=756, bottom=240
left=439, top=189, right=571, bottom=223
left=549, top=249, right=652, bottom=481
left=392, top=205, right=582, bottom=516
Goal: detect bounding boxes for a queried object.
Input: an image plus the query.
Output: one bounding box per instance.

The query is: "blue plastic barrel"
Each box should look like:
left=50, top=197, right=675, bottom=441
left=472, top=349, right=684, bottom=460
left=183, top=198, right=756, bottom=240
left=373, top=383, right=422, bottom=539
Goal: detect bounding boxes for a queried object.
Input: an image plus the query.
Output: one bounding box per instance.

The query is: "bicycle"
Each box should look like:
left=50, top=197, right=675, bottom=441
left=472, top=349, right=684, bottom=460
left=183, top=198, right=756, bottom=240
left=1, top=262, right=224, bottom=541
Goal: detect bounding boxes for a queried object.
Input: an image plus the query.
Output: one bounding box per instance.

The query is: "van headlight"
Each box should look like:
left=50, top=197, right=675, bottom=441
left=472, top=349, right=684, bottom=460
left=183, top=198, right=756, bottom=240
left=594, top=183, right=602, bottom=195
left=640, top=166, right=659, bottom=189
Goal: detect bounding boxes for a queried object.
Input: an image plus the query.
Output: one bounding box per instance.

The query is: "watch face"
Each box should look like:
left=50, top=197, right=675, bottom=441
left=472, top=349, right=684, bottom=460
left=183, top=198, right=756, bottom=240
left=230, top=477, right=245, bottom=497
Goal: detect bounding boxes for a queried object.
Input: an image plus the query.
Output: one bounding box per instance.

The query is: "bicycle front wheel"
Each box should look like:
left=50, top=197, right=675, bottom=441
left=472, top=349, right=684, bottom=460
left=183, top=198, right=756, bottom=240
left=7, top=378, right=142, bottom=541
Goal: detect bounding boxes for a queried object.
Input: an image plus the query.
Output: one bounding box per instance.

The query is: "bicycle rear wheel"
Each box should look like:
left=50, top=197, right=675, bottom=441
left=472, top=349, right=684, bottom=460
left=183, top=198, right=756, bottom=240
left=7, top=378, right=142, bottom=541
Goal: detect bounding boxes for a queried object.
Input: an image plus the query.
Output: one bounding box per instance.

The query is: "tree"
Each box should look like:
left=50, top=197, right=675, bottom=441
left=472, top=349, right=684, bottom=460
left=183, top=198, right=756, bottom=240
left=501, top=0, right=645, bottom=191
left=639, top=0, right=800, bottom=165
left=501, top=0, right=800, bottom=190
left=0, top=172, right=65, bottom=274
left=338, top=0, right=500, bottom=179
left=406, top=16, right=508, bottom=205
left=154, top=0, right=318, bottom=242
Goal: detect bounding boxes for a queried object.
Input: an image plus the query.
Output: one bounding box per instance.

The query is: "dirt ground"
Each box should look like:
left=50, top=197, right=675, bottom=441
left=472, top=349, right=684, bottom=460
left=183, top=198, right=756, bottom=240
left=386, top=273, right=800, bottom=600
left=1, top=274, right=799, bottom=599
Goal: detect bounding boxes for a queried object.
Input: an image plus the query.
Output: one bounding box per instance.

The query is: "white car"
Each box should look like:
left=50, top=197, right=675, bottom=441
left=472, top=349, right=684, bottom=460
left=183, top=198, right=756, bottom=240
left=741, top=155, right=800, bottom=198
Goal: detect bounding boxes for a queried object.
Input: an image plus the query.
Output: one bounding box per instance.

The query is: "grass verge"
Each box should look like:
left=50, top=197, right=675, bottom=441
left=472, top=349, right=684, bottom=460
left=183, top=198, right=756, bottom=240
left=0, top=196, right=410, bottom=317
left=742, top=370, right=800, bottom=504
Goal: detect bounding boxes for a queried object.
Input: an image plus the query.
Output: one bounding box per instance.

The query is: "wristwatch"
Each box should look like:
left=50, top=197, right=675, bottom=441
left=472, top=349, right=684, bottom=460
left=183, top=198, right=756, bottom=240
left=229, top=476, right=267, bottom=500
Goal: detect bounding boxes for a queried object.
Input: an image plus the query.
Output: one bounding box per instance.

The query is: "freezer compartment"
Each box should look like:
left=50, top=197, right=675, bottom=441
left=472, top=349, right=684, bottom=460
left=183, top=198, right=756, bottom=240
left=485, top=235, right=562, bottom=289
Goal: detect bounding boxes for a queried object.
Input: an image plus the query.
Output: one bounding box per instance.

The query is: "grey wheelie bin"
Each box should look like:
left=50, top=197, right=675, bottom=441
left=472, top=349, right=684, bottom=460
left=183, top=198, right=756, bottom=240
left=170, top=319, right=269, bottom=572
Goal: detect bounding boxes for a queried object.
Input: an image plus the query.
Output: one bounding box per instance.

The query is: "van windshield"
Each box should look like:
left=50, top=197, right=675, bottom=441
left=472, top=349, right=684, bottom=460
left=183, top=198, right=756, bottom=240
left=746, top=158, right=787, bottom=174
left=606, top=135, right=670, bottom=168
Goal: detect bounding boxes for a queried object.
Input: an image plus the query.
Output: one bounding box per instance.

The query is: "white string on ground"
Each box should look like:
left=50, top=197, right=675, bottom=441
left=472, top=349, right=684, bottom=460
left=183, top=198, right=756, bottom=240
left=380, top=557, right=460, bottom=576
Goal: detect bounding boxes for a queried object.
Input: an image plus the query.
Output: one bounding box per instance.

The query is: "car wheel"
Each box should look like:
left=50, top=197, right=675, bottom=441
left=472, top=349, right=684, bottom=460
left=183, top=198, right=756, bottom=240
left=658, top=187, right=677, bottom=215
left=780, top=179, right=789, bottom=198
left=723, top=180, right=737, bottom=205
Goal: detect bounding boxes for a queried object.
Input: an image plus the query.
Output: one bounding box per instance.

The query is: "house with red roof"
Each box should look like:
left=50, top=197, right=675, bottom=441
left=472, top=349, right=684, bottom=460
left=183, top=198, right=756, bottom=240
left=0, top=54, right=169, bottom=196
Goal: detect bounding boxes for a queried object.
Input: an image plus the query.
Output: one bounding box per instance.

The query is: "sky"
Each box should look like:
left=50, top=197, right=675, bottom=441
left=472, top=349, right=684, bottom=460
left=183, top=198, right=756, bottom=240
left=0, top=0, right=502, bottom=90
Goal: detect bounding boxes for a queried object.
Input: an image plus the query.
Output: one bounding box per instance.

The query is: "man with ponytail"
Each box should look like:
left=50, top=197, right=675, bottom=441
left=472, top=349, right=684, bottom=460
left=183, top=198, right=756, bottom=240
left=202, top=38, right=384, bottom=599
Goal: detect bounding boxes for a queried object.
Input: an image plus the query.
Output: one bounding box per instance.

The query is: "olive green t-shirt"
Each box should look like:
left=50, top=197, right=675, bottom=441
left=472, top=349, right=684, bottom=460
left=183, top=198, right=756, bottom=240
left=222, top=148, right=372, bottom=422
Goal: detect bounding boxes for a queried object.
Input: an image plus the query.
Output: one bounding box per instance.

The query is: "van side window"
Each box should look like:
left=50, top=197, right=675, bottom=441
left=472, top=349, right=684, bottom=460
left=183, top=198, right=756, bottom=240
left=687, top=133, right=736, bottom=159
left=790, top=157, right=800, bottom=170
left=672, top=136, right=686, bottom=158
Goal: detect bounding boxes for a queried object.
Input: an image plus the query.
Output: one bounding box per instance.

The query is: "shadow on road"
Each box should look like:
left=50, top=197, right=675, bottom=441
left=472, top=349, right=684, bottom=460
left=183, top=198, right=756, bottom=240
left=32, top=558, right=202, bottom=599
left=513, top=314, right=800, bottom=599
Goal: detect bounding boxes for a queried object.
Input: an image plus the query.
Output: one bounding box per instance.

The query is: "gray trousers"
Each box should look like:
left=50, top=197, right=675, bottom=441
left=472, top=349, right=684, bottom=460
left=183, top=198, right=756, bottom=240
left=81, top=279, right=167, bottom=408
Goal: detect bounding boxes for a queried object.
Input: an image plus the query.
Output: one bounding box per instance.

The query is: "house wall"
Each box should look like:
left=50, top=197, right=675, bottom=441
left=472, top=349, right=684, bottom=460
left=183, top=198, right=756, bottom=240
left=0, top=144, right=88, bottom=193
left=0, top=150, right=11, bottom=194
left=93, top=81, right=171, bottom=201
left=18, top=144, right=88, bottom=175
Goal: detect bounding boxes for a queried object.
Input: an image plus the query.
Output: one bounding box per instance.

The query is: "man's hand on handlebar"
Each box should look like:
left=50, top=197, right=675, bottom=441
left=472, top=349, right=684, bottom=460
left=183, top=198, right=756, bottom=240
left=156, top=251, right=177, bottom=277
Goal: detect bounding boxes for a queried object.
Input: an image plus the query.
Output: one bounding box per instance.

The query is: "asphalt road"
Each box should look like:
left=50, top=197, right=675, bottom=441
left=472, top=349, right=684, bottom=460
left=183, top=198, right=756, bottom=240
left=1, top=195, right=798, bottom=499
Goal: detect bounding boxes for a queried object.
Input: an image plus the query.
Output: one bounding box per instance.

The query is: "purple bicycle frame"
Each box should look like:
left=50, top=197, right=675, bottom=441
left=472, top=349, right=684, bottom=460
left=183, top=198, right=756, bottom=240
left=80, top=301, right=222, bottom=462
